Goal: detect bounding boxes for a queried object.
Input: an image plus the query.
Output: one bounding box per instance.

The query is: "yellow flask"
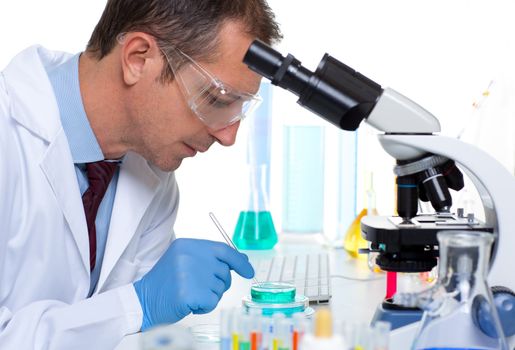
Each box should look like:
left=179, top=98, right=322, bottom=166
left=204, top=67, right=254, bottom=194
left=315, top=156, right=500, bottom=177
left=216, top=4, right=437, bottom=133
left=343, top=207, right=378, bottom=259
left=344, top=173, right=378, bottom=260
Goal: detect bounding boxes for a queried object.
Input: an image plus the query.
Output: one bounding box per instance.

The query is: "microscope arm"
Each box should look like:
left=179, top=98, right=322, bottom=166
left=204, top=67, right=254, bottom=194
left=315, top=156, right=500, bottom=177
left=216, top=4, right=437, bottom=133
left=384, top=133, right=515, bottom=339
left=378, top=134, right=515, bottom=292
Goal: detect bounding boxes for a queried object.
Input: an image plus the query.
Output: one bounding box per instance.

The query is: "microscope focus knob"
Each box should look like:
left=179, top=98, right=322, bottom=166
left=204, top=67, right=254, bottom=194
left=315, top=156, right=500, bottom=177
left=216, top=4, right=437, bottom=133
left=475, top=286, right=515, bottom=338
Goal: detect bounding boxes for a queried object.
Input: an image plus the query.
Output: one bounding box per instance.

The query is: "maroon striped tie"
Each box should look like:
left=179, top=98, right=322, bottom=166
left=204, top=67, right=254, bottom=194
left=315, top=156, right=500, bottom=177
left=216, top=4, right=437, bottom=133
left=82, top=161, right=119, bottom=271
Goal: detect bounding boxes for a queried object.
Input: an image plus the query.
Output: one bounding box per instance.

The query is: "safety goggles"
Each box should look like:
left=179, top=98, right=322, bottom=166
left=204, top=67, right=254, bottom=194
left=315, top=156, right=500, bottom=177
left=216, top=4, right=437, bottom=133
left=162, top=47, right=262, bottom=131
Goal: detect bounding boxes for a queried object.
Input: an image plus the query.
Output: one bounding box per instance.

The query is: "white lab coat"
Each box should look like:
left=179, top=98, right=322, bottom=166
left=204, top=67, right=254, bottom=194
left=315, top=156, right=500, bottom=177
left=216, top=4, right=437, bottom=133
left=0, top=46, right=179, bottom=349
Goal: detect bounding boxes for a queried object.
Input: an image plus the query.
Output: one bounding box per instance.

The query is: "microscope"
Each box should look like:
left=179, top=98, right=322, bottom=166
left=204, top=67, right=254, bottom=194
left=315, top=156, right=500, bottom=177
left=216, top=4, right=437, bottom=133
left=243, top=40, right=515, bottom=348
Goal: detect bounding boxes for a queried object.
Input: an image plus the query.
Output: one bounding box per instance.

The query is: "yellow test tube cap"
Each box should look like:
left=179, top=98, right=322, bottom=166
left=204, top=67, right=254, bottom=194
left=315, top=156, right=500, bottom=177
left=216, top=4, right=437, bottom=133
left=314, top=308, right=333, bottom=338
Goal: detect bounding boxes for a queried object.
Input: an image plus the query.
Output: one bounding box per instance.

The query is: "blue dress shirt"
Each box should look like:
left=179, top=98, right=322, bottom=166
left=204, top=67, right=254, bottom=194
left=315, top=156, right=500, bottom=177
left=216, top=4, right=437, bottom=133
left=47, top=53, right=120, bottom=297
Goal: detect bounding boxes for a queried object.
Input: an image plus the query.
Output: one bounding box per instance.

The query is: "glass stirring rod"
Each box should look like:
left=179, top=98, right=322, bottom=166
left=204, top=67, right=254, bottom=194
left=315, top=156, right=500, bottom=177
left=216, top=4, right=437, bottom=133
left=209, top=212, right=260, bottom=286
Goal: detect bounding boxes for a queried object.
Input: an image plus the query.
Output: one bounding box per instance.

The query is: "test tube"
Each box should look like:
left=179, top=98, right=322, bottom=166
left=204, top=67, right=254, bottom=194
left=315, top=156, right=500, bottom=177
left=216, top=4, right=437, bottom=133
left=292, top=313, right=307, bottom=350
left=249, top=309, right=262, bottom=350
left=261, top=316, right=274, bottom=350
left=332, top=318, right=347, bottom=349
left=277, top=318, right=293, bottom=350
left=221, top=309, right=233, bottom=350
left=239, top=314, right=252, bottom=350
left=250, top=332, right=259, bottom=350
left=272, top=313, right=286, bottom=350
left=342, top=321, right=358, bottom=350
left=372, top=321, right=391, bottom=350
left=232, top=310, right=243, bottom=350
left=355, top=323, right=372, bottom=350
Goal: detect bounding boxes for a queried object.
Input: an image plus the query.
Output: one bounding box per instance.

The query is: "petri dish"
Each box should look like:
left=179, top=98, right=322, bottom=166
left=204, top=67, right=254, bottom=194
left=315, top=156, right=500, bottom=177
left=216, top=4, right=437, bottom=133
left=141, top=325, right=196, bottom=350
left=188, top=324, right=220, bottom=344
left=242, top=294, right=314, bottom=317
left=250, top=282, right=296, bottom=303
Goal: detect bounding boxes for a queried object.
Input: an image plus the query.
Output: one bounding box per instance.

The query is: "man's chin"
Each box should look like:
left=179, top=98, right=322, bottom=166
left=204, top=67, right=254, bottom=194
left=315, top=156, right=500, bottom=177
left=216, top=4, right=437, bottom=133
left=155, top=158, right=183, bottom=172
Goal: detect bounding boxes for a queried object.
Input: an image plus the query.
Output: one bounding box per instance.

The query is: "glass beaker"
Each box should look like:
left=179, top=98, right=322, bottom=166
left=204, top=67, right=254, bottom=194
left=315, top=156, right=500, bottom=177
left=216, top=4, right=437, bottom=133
left=282, top=125, right=325, bottom=233
left=395, top=231, right=508, bottom=350
left=336, top=130, right=358, bottom=241
left=233, top=164, right=278, bottom=250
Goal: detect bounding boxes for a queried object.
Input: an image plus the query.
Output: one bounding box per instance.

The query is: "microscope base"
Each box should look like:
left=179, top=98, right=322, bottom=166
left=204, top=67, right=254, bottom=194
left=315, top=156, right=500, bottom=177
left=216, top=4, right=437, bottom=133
left=371, top=301, right=422, bottom=330
left=389, top=316, right=515, bottom=349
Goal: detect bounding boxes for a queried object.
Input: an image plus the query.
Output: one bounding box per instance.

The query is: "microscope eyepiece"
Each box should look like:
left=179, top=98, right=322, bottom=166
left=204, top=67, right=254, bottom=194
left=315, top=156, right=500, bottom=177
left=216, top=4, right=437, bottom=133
left=243, top=40, right=383, bottom=131
left=244, top=40, right=312, bottom=99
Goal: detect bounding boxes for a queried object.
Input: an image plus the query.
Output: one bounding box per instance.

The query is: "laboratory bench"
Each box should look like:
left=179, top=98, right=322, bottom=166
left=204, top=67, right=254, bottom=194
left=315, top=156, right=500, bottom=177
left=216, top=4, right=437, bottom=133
left=115, top=234, right=386, bottom=350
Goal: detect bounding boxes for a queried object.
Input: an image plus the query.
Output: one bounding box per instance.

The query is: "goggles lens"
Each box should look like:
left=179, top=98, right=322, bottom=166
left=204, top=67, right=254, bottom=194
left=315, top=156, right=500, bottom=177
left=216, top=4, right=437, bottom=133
left=163, top=48, right=262, bottom=130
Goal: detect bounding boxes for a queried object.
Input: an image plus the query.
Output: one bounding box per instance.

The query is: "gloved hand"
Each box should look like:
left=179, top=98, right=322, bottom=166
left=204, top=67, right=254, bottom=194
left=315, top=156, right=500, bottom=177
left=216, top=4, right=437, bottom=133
left=133, top=238, right=254, bottom=331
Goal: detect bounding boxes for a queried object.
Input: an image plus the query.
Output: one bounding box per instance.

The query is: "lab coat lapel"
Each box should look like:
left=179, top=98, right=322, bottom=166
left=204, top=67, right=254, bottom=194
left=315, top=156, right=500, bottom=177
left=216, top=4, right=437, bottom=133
left=4, top=46, right=91, bottom=275
left=40, top=131, right=90, bottom=275
left=96, top=153, right=161, bottom=291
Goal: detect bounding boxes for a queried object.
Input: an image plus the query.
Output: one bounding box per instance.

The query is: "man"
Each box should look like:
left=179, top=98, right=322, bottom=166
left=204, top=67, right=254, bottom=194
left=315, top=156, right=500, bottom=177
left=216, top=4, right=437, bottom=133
left=0, top=0, right=282, bottom=348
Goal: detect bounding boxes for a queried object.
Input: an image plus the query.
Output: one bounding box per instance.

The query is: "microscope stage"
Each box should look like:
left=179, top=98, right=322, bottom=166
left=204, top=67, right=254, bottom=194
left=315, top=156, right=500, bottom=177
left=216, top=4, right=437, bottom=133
left=362, top=214, right=494, bottom=248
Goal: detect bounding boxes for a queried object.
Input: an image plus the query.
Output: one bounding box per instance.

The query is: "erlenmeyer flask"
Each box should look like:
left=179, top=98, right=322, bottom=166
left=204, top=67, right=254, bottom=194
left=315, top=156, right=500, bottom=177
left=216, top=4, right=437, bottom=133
left=233, top=82, right=277, bottom=250
left=395, top=231, right=508, bottom=350
left=343, top=172, right=378, bottom=259
left=233, top=164, right=278, bottom=250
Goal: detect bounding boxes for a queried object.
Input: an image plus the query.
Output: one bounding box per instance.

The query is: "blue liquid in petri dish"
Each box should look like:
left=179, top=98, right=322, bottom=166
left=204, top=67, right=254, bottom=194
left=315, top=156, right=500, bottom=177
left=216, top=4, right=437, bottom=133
left=251, top=282, right=296, bottom=303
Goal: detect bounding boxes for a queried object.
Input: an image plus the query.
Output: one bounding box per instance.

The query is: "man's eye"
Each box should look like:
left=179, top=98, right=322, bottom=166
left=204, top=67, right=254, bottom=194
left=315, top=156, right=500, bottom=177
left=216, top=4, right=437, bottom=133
left=202, top=91, right=238, bottom=108
left=209, top=97, right=232, bottom=108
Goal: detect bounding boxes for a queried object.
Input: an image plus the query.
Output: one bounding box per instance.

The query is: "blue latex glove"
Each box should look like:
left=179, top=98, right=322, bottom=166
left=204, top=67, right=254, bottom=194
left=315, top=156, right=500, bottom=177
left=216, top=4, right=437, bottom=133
left=133, top=238, right=254, bottom=331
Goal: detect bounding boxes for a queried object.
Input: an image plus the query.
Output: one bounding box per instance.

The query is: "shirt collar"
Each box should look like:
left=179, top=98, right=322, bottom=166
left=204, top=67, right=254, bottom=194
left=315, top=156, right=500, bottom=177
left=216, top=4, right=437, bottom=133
left=47, top=53, right=105, bottom=164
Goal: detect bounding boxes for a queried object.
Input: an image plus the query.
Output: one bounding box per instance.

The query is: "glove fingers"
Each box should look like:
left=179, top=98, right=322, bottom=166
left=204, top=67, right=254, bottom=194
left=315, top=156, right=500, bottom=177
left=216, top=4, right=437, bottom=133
left=213, top=263, right=232, bottom=291
left=191, top=292, right=220, bottom=314
left=210, top=276, right=226, bottom=298
left=188, top=240, right=254, bottom=279
left=175, top=303, right=193, bottom=321
left=214, top=245, right=255, bottom=279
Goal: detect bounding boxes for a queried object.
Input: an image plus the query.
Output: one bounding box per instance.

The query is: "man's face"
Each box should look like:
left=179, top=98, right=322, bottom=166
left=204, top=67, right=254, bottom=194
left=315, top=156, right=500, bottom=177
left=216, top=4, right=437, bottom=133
left=126, top=21, right=262, bottom=172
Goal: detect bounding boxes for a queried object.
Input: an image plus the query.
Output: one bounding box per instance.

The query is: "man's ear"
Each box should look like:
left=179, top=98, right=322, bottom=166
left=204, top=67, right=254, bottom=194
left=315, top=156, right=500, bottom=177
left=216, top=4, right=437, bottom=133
left=119, top=32, right=160, bottom=86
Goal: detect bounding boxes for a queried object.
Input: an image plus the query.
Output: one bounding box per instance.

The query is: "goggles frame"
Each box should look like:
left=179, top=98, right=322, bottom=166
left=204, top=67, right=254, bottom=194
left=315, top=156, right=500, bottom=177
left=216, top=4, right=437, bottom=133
left=162, top=47, right=262, bottom=130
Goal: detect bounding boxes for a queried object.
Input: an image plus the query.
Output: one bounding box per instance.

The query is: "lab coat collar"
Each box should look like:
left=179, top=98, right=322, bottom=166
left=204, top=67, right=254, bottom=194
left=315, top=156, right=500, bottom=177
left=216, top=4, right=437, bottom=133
left=2, top=45, right=73, bottom=143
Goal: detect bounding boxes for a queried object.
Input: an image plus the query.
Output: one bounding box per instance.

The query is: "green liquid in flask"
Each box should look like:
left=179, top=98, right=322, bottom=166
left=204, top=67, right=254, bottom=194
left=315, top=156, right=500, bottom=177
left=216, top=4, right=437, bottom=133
left=233, top=211, right=277, bottom=250
left=251, top=282, right=296, bottom=303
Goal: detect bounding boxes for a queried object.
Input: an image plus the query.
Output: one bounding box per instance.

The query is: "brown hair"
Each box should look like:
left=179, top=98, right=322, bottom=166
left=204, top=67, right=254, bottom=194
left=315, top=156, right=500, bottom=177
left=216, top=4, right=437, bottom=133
left=86, top=0, right=282, bottom=79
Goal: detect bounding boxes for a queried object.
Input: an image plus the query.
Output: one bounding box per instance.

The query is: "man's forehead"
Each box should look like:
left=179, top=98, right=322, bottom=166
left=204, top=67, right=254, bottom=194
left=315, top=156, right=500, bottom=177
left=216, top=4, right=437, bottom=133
left=202, top=52, right=262, bottom=95
left=207, top=20, right=262, bottom=95
left=238, top=71, right=262, bottom=96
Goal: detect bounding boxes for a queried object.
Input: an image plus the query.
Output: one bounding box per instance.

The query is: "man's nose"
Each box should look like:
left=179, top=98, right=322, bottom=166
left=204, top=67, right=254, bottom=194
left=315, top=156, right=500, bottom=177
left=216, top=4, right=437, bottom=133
left=210, top=121, right=241, bottom=146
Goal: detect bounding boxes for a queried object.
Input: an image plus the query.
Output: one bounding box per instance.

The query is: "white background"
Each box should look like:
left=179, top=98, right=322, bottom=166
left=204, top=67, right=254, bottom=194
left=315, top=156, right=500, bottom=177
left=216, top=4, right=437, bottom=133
left=1, top=0, right=514, bottom=242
